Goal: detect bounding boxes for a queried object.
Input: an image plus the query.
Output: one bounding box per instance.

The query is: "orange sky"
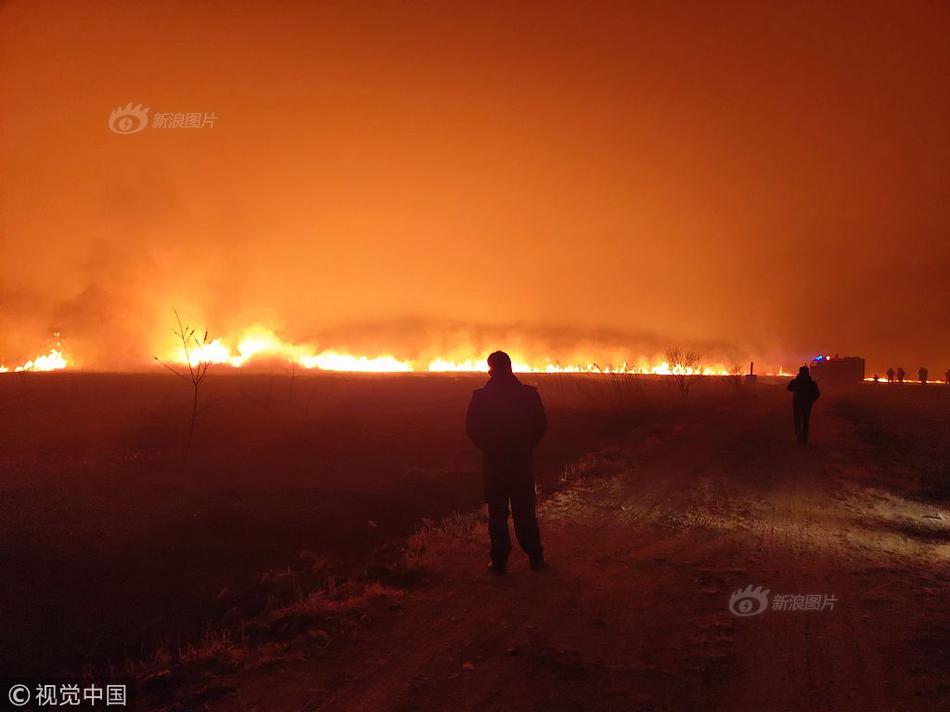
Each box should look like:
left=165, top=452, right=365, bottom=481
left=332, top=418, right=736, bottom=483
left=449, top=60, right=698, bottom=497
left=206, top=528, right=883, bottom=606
left=1, top=1, right=948, bottom=372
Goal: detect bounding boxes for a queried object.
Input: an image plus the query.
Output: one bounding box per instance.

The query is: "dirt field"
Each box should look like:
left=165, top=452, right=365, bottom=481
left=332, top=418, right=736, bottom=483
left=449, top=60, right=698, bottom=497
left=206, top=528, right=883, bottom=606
left=2, top=374, right=948, bottom=710
left=0, top=371, right=638, bottom=678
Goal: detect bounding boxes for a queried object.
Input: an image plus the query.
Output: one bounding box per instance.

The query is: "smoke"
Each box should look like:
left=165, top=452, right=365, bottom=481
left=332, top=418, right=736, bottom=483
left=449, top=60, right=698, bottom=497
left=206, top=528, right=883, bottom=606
left=1, top=1, right=948, bottom=374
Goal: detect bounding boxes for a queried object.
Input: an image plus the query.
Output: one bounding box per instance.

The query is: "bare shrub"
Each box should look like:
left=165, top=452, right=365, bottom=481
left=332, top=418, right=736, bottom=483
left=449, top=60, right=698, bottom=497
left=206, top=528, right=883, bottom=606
left=665, top=347, right=703, bottom=399
left=153, top=308, right=214, bottom=453
left=404, top=511, right=484, bottom=567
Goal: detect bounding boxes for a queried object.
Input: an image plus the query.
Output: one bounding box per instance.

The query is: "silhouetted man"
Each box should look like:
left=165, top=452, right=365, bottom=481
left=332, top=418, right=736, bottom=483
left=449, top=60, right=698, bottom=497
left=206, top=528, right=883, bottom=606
left=787, top=365, right=820, bottom=444
left=466, top=351, right=546, bottom=575
left=886, top=367, right=895, bottom=383
left=896, top=367, right=905, bottom=383
left=945, top=369, right=950, bottom=386
left=918, top=366, right=928, bottom=384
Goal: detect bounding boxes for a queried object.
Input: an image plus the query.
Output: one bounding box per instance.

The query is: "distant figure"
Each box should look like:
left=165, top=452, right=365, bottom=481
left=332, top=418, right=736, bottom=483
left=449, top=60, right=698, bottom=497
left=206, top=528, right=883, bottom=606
left=919, top=367, right=928, bottom=384
left=945, top=369, right=950, bottom=386
left=787, top=365, right=820, bottom=444
left=896, top=367, right=905, bottom=383
left=886, top=367, right=895, bottom=383
left=466, top=351, right=546, bottom=575
left=872, top=373, right=880, bottom=382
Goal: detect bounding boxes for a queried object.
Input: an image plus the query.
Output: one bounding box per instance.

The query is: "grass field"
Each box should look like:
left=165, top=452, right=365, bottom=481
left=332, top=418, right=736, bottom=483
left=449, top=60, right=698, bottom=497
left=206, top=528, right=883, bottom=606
left=0, top=371, right=654, bottom=676
left=1, top=372, right=947, bottom=710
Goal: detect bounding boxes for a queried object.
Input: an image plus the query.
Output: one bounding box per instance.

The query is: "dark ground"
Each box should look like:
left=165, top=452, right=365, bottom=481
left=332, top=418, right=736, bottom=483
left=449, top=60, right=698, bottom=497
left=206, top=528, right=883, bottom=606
left=208, top=379, right=950, bottom=712
left=0, top=371, right=643, bottom=677
left=1, top=373, right=948, bottom=711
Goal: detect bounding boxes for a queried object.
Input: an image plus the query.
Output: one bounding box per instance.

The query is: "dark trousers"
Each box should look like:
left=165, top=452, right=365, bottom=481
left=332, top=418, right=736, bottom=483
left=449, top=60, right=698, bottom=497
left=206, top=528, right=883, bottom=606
left=486, top=477, right=542, bottom=567
left=793, top=401, right=813, bottom=442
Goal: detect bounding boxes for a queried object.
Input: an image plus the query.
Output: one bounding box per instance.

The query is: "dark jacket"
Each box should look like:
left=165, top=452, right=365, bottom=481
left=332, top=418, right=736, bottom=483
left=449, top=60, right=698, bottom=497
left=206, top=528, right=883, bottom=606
left=466, top=374, right=546, bottom=456
left=787, top=375, right=820, bottom=405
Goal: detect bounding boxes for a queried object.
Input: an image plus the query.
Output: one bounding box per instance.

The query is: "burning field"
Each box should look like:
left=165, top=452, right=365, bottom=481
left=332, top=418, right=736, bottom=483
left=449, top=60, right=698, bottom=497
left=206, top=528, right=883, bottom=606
left=3, top=1, right=950, bottom=709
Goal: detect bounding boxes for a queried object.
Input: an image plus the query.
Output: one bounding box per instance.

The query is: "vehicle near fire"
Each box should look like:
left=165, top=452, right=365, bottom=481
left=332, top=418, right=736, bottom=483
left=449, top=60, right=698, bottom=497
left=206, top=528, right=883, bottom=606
left=809, top=354, right=866, bottom=387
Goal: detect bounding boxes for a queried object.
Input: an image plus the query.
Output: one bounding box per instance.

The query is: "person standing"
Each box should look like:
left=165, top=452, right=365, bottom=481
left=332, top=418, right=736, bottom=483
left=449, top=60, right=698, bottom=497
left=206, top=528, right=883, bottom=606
left=466, top=351, right=546, bottom=575
left=787, top=365, right=820, bottom=444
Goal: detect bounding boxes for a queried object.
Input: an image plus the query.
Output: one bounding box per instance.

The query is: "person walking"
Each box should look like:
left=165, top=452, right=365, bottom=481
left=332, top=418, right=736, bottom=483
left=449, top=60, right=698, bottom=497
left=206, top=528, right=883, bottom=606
left=787, top=365, right=821, bottom=444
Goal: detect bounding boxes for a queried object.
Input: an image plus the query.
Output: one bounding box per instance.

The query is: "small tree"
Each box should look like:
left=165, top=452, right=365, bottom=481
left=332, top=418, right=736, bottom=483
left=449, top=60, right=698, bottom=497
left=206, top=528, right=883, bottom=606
left=154, top=308, right=214, bottom=453
left=665, top=347, right=703, bottom=399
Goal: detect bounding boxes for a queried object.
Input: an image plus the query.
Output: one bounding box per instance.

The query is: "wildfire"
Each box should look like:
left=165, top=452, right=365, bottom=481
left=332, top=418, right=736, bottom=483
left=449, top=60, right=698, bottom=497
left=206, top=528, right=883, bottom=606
left=0, top=348, right=68, bottom=373
left=425, top=357, right=728, bottom=375
left=169, top=327, right=414, bottom=373
left=158, top=325, right=736, bottom=375
left=2, top=326, right=759, bottom=376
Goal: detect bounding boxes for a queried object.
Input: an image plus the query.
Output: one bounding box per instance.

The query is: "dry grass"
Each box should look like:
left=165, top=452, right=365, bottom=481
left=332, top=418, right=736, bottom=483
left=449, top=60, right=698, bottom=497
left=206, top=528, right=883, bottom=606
left=178, top=629, right=246, bottom=670
left=130, top=574, right=405, bottom=702
left=274, top=581, right=403, bottom=619
left=560, top=451, right=618, bottom=482
left=404, top=510, right=487, bottom=567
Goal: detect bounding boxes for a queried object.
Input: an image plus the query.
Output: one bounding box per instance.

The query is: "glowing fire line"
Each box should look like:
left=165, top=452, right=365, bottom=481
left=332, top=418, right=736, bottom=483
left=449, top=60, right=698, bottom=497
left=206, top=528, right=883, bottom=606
left=1, top=328, right=791, bottom=377
left=0, top=348, right=68, bottom=373
left=161, top=327, right=735, bottom=375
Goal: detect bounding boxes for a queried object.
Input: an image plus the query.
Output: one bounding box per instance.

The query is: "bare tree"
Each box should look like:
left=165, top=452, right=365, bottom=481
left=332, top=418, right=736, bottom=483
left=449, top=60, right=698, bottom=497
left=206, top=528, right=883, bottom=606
left=154, top=308, right=214, bottom=452
left=665, top=347, right=703, bottom=399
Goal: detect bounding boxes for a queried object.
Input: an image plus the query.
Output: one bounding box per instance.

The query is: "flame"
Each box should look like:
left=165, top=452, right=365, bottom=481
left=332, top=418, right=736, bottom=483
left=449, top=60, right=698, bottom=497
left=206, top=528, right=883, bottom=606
left=864, top=376, right=945, bottom=384
left=1, top=326, right=792, bottom=377
left=299, top=351, right=412, bottom=372
left=425, top=357, right=727, bottom=375
left=156, top=325, right=740, bottom=375
left=167, top=327, right=413, bottom=372
left=0, top=348, right=68, bottom=373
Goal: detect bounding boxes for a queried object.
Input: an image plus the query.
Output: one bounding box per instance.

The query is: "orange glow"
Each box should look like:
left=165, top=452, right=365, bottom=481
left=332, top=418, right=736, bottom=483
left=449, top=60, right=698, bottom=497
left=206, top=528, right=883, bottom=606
left=2, top=4, right=949, bottom=381
left=154, top=325, right=738, bottom=375
left=0, top=348, right=68, bottom=373
left=426, top=357, right=731, bottom=376
left=864, top=376, right=945, bottom=385
left=0, top=327, right=794, bottom=376
left=164, top=326, right=414, bottom=373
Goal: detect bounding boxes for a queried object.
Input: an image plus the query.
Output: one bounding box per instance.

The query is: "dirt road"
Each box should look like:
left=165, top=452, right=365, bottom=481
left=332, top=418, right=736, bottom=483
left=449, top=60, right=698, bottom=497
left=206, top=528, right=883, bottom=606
left=197, top=389, right=948, bottom=711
